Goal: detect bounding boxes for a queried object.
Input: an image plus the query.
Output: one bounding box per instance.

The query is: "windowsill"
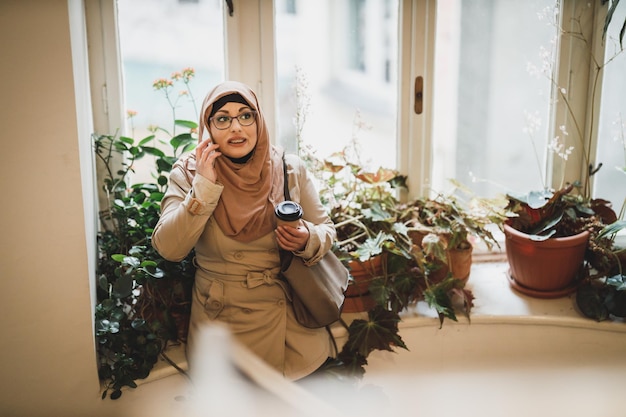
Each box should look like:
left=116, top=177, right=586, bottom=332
left=137, top=260, right=626, bottom=388
left=404, top=261, right=626, bottom=331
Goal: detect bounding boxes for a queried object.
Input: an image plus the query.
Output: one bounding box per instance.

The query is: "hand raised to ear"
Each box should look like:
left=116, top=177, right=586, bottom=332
left=195, top=137, right=221, bottom=183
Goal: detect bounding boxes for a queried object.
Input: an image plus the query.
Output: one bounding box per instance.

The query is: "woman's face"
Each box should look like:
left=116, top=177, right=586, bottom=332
left=208, top=101, right=258, bottom=159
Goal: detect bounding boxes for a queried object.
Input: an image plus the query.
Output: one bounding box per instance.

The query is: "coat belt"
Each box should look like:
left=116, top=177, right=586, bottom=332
left=194, top=263, right=292, bottom=301
left=246, top=270, right=292, bottom=301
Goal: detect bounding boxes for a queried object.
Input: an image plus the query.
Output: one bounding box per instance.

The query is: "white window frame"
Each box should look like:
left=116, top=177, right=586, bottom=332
left=398, top=0, right=436, bottom=200
left=86, top=0, right=605, bottom=204
left=223, top=0, right=278, bottom=137
left=551, top=0, right=606, bottom=194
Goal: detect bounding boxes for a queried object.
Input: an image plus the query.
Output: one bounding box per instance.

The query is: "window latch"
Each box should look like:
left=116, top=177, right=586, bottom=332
left=414, top=76, right=423, bottom=114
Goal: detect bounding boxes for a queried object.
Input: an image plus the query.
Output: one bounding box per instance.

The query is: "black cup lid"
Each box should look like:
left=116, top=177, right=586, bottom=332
left=275, top=201, right=303, bottom=221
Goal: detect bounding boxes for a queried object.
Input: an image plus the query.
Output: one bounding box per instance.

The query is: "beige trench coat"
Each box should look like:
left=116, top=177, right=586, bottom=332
left=152, top=152, right=336, bottom=380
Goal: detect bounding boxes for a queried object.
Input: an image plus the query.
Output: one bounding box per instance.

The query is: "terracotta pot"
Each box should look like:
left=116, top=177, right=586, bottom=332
left=410, top=231, right=473, bottom=285
left=427, top=246, right=473, bottom=285
left=342, top=294, right=377, bottom=314
left=408, top=230, right=427, bottom=246
left=503, top=223, right=590, bottom=298
left=344, top=255, right=384, bottom=297
left=342, top=256, right=385, bottom=312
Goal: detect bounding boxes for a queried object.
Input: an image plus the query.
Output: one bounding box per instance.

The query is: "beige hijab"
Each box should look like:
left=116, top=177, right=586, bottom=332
left=198, top=81, right=283, bottom=242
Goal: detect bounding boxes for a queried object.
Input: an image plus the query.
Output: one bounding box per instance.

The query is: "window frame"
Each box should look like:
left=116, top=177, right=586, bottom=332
left=550, top=0, right=605, bottom=194
left=87, top=0, right=606, bottom=204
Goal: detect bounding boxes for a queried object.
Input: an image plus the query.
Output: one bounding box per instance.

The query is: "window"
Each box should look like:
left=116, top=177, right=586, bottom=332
left=116, top=0, right=225, bottom=182
left=95, top=0, right=622, bottom=209
left=275, top=0, right=399, bottom=171
left=117, top=0, right=225, bottom=126
left=431, top=0, right=557, bottom=198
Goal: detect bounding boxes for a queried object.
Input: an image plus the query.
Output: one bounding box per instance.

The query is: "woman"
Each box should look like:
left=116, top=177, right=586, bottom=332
left=152, top=81, right=336, bottom=380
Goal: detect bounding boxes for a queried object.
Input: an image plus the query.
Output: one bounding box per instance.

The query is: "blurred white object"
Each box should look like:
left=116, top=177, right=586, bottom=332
left=187, top=323, right=347, bottom=417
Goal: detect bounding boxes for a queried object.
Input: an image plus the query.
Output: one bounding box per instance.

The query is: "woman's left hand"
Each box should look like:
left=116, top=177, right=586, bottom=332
left=275, top=221, right=310, bottom=252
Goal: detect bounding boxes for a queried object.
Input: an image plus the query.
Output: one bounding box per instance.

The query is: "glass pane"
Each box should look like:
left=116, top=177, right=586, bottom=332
left=117, top=0, right=224, bottom=180
left=432, top=0, right=557, bottom=198
left=275, top=0, right=399, bottom=171
left=594, top=6, right=626, bottom=214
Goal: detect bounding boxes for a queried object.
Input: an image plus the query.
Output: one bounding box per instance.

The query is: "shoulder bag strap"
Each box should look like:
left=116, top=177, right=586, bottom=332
left=282, top=153, right=291, bottom=201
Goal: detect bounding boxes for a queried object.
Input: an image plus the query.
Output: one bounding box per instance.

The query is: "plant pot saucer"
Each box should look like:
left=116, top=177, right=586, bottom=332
left=507, top=271, right=577, bottom=299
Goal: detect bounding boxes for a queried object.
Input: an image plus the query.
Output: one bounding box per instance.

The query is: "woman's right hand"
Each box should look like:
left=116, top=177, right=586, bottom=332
left=195, top=137, right=221, bottom=183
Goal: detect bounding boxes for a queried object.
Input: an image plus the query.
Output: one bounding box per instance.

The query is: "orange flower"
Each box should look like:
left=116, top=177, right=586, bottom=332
left=181, top=67, right=195, bottom=82
left=152, top=78, right=173, bottom=90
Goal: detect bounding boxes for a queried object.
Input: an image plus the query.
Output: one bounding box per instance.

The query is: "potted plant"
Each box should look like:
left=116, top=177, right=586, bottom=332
left=503, top=2, right=625, bottom=302
left=94, top=68, right=198, bottom=399
left=504, top=184, right=618, bottom=297
left=397, top=183, right=507, bottom=324
left=575, top=212, right=626, bottom=320
left=298, top=132, right=504, bottom=377
left=400, top=182, right=505, bottom=284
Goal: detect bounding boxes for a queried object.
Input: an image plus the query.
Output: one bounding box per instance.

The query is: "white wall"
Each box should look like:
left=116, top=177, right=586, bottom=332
left=0, top=0, right=101, bottom=415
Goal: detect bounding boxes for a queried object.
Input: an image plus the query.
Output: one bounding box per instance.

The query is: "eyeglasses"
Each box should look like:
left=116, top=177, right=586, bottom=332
left=210, top=111, right=257, bottom=130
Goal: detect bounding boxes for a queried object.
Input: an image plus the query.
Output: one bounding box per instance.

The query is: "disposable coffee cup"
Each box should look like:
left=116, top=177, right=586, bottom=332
left=275, top=201, right=303, bottom=228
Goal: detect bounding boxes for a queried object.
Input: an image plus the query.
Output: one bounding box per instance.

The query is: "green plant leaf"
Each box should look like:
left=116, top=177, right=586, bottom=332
left=131, top=319, right=147, bottom=330
left=98, top=275, right=109, bottom=291
left=145, top=341, right=160, bottom=357
left=421, top=233, right=447, bottom=262
left=606, top=274, right=626, bottom=291
left=110, top=307, right=125, bottom=322
left=355, top=232, right=394, bottom=262
left=100, top=298, right=116, bottom=311
left=602, top=276, right=626, bottom=318
left=156, top=157, right=174, bottom=173
left=95, top=319, right=120, bottom=334
left=174, top=119, right=198, bottom=129
left=119, top=136, right=134, bottom=145
left=112, top=275, right=133, bottom=298
left=138, top=135, right=156, bottom=146
left=530, top=212, right=563, bottom=236
left=170, top=133, right=194, bottom=149
left=121, top=256, right=141, bottom=268
left=142, top=265, right=165, bottom=279
left=598, top=220, right=626, bottom=239
left=527, top=229, right=556, bottom=241
left=133, top=192, right=146, bottom=204
left=576, top=281, right=610, bottom=321
left=342, top=307, right=407, bottom=357
left=150, top=192, right=165, bottom=201
left=111, top=254, right=126, bottom=262
left=182, top=142, right=197, bottom=153
left=362, top=203, right=392, bottom=222
left=509, top=189, right=553, bottom=209
left=423, top=277, right=459, bottom=327
left=128, top=246, right=145, bottom=256
left=142, top=146, right=166, bottom=157
left=392, top=222, right=409, bottom=237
